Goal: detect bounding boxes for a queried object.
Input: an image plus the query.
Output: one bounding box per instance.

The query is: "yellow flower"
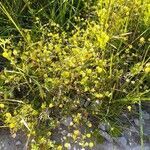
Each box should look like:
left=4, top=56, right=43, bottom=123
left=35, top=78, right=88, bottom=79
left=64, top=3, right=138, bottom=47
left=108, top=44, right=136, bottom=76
left=0, top=103, right=5, bottom=109
left=13, top=50, right=18, bottom=56
left=86, top=69, right=92, bottom=74
left=145, top=67, right=150, bottom=73
left=87, top=122, right=92, bottom=128
left=9, top=123, right=15, bottom=129
left=95, top=93, right=103, bottom=98
left=57, top=145, right=62, bottom=150
left=41, top=103, right=46, bottom=109
left=59, top=104, right=63, bottom=108
left=2, top=51, right=9, bottom=59
left=61, top=71, right=70, bottom=78
left=89, top=142, right=94, bottom=148
left=73, top=117, right=78, bottom=123
left=139, top=37, right=145, bottom=44
left=91, top=88, right=95, bottom=92
left=5, top=113, right=12, bottom=118
left=96, top=67, right=103, bottom=73
left=86, top=133, right=91, bottom=138
left=49, top=103, right=54, bottom=108
left=127, top=106, right=132, bottom=111
left=128, top=44, right=133, bottom=49
left=73, top=130, right=80, bottom=136
left=64, top=143, right=71, bottom=148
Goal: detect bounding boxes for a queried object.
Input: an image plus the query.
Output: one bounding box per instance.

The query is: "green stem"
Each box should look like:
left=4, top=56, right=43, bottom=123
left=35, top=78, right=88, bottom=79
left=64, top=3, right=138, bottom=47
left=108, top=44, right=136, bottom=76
left=139, top=100, right=144, bottom=150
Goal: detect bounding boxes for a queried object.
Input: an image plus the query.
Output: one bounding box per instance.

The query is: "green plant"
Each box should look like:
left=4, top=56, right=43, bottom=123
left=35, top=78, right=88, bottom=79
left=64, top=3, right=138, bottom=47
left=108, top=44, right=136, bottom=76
left=0, top=0, right=150, bottom=149
left=0, top=0, right=96, bottom=36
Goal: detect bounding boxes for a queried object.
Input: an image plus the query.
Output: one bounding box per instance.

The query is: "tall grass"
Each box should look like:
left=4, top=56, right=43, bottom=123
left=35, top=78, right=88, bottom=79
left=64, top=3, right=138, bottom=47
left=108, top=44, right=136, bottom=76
left=0, top=0, right=91, bottom=36
left=0, top=0, right=150, bottom=149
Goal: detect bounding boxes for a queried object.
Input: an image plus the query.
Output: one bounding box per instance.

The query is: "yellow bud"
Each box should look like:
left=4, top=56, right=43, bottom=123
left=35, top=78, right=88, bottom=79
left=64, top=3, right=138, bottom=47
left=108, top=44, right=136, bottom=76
left=73, top=117, right=78, bottom=123
left=13, top=50, right=18, bottom=56
left=96, top=67, right=103, bottom=73
left=2, top=51, right=9, bottom=58
left=59, top=104, right=63, bottom=108
left=128, top=44, right=133, bottom=49
left=49, top=103, right=54, bottom=108
left=91, top=88, right=95, bottom=92
left=145, top=67, right=150, bottom=73
left=5, top=113, right=12, bottom=118
left=73, top=130, right=80, bottom=136
left=139, top=37, right=145, bottom=44
left=127, top=106, right=132, bottom=111
left=57, top=145, right=63, bottom=150
left=86, top=69, right=92, bottom=74
left=61, top=71, right=70, bottom=78
left=86, top=133, right=91, bottom=138
left=87, top=122, right=92, bottom=128
left=95, top=93, right=103, bottom=98
left=64, top=143, right=71, bottom=148
left=0, top=103, right=5, bottom=108
left=9, top=123, right=15, bottom=129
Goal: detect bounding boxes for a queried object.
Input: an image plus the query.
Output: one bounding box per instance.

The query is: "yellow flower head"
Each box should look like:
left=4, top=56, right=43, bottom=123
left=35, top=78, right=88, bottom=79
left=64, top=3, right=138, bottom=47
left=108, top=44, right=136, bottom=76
left=73, top=130, right=80, bottom=136
left=64, top=143, right=71, bottom=148
left=49, top=103, right=54, bottom=108
left=89, top=142, right=94, bottom=148
left=5, top=113, right=12, bottom=118
left=0, top=103, right=5, bottom=109
left=139, top=37, right=145, bottom=44
left=127, top=106, right=132, bottom=111
left=87, top=122, right=92, bottom=128
left=86, top=133, right=91, bottom=138
left=9, top=123, right=15, bottom=129
left=57, top=145, right=62, bottom=150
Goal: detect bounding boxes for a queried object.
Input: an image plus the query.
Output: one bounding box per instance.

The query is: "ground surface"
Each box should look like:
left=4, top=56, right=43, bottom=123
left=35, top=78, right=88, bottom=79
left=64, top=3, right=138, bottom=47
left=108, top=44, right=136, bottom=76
left=0, top=109, right=150, bottom=150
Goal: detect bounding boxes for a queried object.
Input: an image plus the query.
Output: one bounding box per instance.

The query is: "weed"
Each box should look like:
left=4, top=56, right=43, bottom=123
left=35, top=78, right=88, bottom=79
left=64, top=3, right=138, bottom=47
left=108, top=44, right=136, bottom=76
left=0, top=0, right=150, bottom=149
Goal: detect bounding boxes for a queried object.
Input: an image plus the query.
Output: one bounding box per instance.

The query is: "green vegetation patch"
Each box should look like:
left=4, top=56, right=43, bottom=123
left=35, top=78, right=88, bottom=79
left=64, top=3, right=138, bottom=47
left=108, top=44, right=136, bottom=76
left=0, top=0, right=150, bottom=149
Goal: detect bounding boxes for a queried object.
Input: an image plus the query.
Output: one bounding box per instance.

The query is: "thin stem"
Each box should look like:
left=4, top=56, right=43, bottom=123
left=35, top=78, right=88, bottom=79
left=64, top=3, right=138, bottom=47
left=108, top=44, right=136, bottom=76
left=139, top=100, right=144, bottom=150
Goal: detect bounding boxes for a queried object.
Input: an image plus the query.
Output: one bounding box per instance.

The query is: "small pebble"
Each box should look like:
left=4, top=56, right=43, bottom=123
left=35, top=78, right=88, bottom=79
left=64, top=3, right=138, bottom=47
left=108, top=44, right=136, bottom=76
left=99, top=130, right=113, bottom=143
left=117, top=137, right=127, bottom=147
left=142, top=111, right=150, bottom=120
left=130, top=126, right=137, bottom=133
left=61, top=130, right=67, bottom=136
left=134, top=119, right=140, bottom=126
left=134, top=118, right=145, bottom=126
left=15, top=140, right=22, bottom=146
left=98, top=123, right=106, bottom=131
left=132, top=145, right=150, bottom=150
left=62, top=117, right=72, bottom=126
left=11, top=133, right=16, bottom=138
